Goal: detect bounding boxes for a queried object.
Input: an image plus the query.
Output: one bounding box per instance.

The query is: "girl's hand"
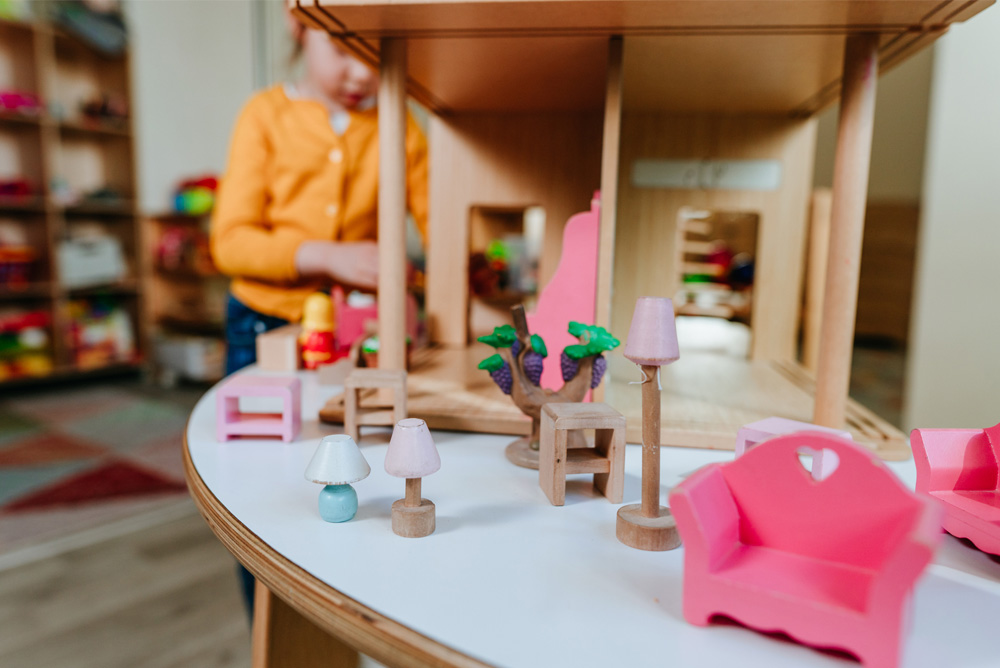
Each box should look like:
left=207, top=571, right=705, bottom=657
left=295, top=240, right=379, bottom=291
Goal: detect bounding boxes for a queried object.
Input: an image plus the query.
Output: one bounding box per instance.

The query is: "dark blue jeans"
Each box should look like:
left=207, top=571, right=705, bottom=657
left=225, top=293, right=289, bottom=376
left=224, top=293, right=289, bottom=618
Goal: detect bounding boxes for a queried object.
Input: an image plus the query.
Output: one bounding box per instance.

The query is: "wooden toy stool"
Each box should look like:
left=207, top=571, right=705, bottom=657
left=344, top=368, right=407, bottom=441
left=216, top=375, right=301, bottom=443
left=539, top=402, right=625, bottom=506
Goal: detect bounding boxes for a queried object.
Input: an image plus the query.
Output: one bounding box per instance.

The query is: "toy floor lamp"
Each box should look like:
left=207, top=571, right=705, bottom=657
left=616, top=296, right=682, bottom=551
left=385, top=418, right=441, bottom=538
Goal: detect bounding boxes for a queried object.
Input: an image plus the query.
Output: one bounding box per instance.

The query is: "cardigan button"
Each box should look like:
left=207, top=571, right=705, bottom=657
left=326, top=204, right=339, bottom=217
left=328, top=148, right=343, bottom=163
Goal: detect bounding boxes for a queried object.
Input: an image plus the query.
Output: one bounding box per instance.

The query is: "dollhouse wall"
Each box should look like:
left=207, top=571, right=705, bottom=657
left=610, top=113, right=817, bottom=369
left=426, top=112, right=602, bottom=346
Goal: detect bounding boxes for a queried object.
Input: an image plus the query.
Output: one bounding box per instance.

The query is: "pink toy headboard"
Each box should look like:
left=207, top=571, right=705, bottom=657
left=910, top=426, right=1000, bottom=494
left=722, top=432, right=924, bottom=569
left=526, top=195, right=600, bottom=391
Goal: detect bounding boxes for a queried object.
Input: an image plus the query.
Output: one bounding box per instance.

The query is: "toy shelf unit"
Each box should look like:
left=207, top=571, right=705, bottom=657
left=0, top=10, right=143, bottom=386
left=294, top=0, right=991, bottom=459
left=142, top=211, right=226, bottom=385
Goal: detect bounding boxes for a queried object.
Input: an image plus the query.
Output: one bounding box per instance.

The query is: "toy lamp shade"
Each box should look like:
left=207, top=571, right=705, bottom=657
left=623, top=296, right=680, bottom=367
left=305, top=435, right=371, bottom=523
left=385, top=418, right=441, bottom=479
left=305, top=434, right=371, bottom=485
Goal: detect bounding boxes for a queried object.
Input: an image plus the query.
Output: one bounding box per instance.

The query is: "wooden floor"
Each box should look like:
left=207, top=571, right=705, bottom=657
left=0, top=502, right=252, bottom=668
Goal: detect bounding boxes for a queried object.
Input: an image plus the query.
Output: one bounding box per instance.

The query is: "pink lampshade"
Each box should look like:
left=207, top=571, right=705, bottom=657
left=385, top=418, right=441, bottom=478
left=623, top=296, right=680, bottom=367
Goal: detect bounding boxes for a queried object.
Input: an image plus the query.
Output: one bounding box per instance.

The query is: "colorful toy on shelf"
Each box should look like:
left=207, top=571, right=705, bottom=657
left=669, top=432, right=942, bottom=668
left=79, top=92, right=128, bottom=126
left=616, top=296, right=681, bottom=551
left=299, top=292, right=341, bottom=370
left=385, top=418, right=441, bottom=538
left=156, top=225, right=216, bottom=276
left=539, top=402, right=625, bottom=506
left=305, top=434, right=371, bottom=522
left=0, top=245, right=35, bottom=287
left=736, top=416, right=852, bottom=480
left=910, top=424, right=1000, bottom=555
left=0, top=91, right=42, bottom=116
left=173, top=175, right=218, bottom=216
left=0, top=178, right=32, bottom=199
left=66, top=298, right=135, bottom=369
left=215, top=375, right=301, bottom=443
left=0, top=309, right=52, bottom=380
left=478, top=304, right=619, bottom=469
left=344, top=368, right=407, bottom=442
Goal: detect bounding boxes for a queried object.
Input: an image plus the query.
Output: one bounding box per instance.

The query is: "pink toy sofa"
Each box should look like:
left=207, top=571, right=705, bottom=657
left=910, top=424, right=1000, bottom=555
left=669, top=432, right=942, bottom=668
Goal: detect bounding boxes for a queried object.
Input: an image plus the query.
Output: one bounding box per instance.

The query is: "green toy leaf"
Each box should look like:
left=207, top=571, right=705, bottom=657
left=530, top=334, right=548, bottom=357
left=477, top=324, right=518, bottom=349
left=564, top=344, right=589, bottom=360
left=478, top=354, right=506, bottom=372
left=567, top=321, right=587, bottom=337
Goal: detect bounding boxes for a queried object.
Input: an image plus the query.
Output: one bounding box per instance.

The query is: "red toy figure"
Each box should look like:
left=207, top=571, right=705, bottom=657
left=299, top=292, right=337, bottom=370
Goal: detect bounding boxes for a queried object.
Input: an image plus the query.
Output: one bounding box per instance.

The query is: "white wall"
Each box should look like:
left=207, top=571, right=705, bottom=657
left=905, top=4, right=1000, bottom=429
left=127, top=0, right=256, bottom=213
left=814, top=46, right=934, bottom=202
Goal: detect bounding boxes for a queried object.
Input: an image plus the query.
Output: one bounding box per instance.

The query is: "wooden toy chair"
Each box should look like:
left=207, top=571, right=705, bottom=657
left=910, top=424, right=1000, bottom=555
left=669, top=432, right=942, bottom=668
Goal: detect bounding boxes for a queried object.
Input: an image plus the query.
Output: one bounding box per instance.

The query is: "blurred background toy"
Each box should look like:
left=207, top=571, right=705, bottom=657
left=299, top=292, right=341, bottom=369
left=173, top=175, right=217, bottom=216
left=0, top=309, right=53, bottom=380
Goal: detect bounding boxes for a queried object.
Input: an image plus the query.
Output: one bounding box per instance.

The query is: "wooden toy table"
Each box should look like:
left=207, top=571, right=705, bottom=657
left=185, top=369, right=1000, bottom=668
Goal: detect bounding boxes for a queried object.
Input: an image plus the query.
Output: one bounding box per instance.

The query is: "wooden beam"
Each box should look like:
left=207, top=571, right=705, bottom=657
left=813, top=33, right=878, bottom=428
left=378, top=38, right=408, bottom=372
left=593, top=36, right=623, bottom=402
left=803, top=187, right=832, bottom=372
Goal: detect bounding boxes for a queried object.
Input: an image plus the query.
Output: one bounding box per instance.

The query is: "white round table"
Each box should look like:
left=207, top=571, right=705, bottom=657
left=185, top=368, right=1000, bottom=668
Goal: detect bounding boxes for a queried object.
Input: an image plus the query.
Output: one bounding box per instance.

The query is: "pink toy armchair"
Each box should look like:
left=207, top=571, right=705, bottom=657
left=910, top=424, right=1000, bottom=555
left=669, top=432, right=942, bottom=668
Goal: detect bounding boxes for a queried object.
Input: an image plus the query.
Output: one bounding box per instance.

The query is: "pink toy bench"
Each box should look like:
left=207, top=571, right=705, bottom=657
left=216, top=375, right=301, bottom=443
left=669, top=432, right=942, bottom=668
left=910, top=424, right=1000, bottom=556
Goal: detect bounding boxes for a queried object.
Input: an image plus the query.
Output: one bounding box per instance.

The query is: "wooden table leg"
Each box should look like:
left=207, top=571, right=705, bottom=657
left=252, top=581, right=360, bottom=668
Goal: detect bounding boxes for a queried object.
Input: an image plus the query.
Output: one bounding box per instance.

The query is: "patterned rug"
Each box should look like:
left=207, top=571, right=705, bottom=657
left=0, top=381, right=198, bottom=557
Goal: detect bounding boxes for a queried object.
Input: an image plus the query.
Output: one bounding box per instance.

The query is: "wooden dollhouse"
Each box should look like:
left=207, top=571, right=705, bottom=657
left=295, top=0, right=993, bottom=459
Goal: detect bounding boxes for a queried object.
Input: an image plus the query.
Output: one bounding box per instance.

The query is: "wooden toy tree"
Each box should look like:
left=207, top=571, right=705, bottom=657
left=479, top=305, right=619, bottom=469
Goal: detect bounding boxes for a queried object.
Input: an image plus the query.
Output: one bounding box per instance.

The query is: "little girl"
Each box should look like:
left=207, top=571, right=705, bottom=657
left=210, top=14, right=428, bottom=617
left=211, top=17, right=428, bottom=375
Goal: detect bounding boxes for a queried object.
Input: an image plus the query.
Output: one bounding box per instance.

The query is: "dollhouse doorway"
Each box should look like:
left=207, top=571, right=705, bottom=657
left=467, top=205, right=544, bottom=342
left=674, top=207, right=760, bottom=359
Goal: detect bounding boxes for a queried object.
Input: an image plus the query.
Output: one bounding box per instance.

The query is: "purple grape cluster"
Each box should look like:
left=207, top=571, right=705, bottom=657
left=560, top=350, right=579, bottom=382
left=510, top=339, right=521, bottom=357
left=591, top=354, right=607, bottom=389
left=523, top=351, right=544, bottom=385
left=491, top=362, right=513, bottom=394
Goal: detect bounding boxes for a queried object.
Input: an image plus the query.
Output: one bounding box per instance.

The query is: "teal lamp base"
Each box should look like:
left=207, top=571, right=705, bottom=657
left=318, top=484, right=359, bottom=522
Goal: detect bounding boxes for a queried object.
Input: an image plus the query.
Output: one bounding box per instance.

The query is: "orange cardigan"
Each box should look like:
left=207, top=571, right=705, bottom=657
left=210, top=85, right=428, bottom=322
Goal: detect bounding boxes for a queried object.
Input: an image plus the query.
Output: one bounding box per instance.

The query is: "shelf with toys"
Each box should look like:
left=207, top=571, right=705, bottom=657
left=142, top=176, right=227, bottom=385
left=0, top=4, right=143, bottom=386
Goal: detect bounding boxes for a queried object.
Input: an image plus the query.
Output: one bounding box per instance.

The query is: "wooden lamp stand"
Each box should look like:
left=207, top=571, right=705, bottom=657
left=615, top=297, right=682, bottom=552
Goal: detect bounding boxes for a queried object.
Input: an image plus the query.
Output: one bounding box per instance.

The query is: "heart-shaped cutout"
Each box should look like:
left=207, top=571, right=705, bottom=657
left=797, top=446, right=840, bottom=481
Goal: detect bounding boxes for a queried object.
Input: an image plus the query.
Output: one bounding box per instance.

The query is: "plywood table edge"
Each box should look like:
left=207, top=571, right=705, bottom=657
left=182, top=427, right=494, bottom=668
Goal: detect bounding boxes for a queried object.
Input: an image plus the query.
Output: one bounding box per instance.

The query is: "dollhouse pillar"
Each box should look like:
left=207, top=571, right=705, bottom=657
left=814, top=33, right=879, bottom=429
left=378, top=37, right=408, bottom=372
